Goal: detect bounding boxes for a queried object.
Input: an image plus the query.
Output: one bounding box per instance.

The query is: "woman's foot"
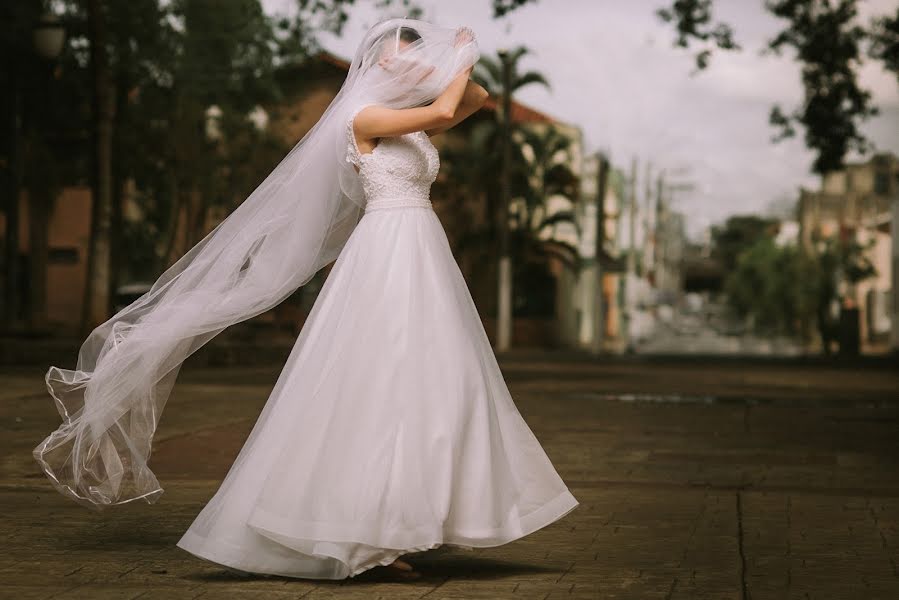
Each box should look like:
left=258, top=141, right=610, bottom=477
left=383, top=557, right=421, bottom=579
left=390, top=558, right=413, bottom=571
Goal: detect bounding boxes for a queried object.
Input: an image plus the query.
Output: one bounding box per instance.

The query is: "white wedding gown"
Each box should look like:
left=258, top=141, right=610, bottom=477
left=175, top=104, right=579, bottom=579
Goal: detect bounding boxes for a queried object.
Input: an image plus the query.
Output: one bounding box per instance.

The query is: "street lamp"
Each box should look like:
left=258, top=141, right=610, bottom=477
left=33, top=14, right=66, bottom=60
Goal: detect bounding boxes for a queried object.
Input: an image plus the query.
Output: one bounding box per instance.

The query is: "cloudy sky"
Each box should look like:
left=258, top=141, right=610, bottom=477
left=263, top=0, right=899, bottom=240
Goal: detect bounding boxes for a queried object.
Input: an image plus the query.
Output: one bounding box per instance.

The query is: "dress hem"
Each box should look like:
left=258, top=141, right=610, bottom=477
left=175, top=488, right=579, bottom=580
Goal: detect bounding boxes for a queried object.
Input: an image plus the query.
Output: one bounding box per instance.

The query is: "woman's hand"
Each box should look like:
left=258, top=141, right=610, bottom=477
left=454, top=26, right=475, bottom=47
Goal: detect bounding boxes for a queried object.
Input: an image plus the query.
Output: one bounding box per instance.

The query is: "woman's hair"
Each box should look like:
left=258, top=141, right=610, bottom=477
left=397, top=26, right=422, bottom=44
left=373, top=25, right=422, bottom=62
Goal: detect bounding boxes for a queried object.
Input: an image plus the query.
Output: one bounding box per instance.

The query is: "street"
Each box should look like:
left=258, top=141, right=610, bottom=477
left=2, top=352, right=898, bottom=599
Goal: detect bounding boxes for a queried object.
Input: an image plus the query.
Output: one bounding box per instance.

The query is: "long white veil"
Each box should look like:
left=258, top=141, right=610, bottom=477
left=33, top=18, right=480, bottom=510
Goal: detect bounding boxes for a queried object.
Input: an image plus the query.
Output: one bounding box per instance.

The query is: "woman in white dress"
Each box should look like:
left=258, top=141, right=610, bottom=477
left=33, top=18, right=578, bottom=580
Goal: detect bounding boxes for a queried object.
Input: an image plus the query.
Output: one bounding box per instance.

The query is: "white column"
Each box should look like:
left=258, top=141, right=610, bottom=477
left=497, top=256, right=512, bottom=351
left=891, top=192, right=899, bottom=352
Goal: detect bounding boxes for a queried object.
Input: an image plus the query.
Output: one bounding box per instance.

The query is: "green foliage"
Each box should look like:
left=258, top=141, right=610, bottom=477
left=286, top=0, right=533, bottom=31
left=473, top=46, right=551, bottom=98
left=710, top=215, right=779, bottom=272
left=869, top=8, right=899, bottom=80
left=723, top=228, right=878, bottom=345
left=445, top=47, right=578, bottom=317
left=766, top=0, right=878, bottom=174
left=655, top=0, right=741, bottom=70
left=656, top=0, right=895, bottom=175
left=491, top=0, right=537, bottom=18
left=39, top=0, right=317, bottom=280
left=723, top=237, right=816, bottom=335
left=513, top=126, right=581, bottom=277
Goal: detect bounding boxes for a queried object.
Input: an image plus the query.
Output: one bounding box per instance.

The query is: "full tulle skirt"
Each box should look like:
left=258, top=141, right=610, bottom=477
left=175, top=205, right=579, bottom=579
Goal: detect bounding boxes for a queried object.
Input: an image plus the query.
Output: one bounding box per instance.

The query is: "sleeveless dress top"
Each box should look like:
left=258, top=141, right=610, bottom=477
left=345, top=103, right=440, bottom=213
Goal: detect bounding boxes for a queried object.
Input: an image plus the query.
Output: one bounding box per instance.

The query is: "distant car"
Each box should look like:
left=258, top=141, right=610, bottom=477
left=113, top=282, right=154, bottom=315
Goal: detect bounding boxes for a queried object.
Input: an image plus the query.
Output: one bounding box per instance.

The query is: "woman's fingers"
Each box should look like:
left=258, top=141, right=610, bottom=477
left=454, top=26, right=474, bottom=47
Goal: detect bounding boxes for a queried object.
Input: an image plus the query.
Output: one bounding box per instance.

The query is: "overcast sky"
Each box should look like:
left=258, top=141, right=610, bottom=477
left=263, top=0, right=899, bottom=240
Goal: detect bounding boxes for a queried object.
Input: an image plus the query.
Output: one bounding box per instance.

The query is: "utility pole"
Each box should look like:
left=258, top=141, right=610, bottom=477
left=623, top=156, right=638, bottom=351
left=653, top=169, right=665, bottom=290
left=643, top=161, right=653, bottom=283
left=495, top=49, right=513, bottom=352
left=658, top=169, right=695, bottom=303
left=590, top=152, right=610, bottom=356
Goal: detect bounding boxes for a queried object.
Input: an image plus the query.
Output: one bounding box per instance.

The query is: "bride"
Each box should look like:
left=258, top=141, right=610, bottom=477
left=33, top=18, right=579, bottom=580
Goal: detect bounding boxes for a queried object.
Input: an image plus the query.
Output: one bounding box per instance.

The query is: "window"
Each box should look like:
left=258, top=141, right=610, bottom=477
left=48, top=247, right=79, bottom=264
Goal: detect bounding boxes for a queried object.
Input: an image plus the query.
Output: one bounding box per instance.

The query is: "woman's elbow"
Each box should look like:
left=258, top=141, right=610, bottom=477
left=474, top=85, right=489, bottom=107
left=435, top=107, right=457, bottom=124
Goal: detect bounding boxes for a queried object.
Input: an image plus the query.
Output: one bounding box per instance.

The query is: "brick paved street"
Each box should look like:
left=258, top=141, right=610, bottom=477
left=2, top=353, right=898, bottom=599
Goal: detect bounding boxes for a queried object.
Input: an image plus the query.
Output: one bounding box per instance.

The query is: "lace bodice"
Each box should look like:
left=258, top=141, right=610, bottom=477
left=346, top=104, right=440, bottom=212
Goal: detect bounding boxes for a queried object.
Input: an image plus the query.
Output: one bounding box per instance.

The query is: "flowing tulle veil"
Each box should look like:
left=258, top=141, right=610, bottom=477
left=33, top=18, right=480, bottom=510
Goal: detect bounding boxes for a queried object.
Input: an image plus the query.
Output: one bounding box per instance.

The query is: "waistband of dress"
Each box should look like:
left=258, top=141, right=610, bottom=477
left=364, top=197, right=433, bottom=213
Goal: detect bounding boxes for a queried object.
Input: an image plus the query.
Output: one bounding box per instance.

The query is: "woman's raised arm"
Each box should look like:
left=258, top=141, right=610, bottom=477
left=353, top=64, right=475, bottom=140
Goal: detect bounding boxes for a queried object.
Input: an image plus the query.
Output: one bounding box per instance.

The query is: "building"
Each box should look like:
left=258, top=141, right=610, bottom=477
left=797, top=152, right=898, bottom=351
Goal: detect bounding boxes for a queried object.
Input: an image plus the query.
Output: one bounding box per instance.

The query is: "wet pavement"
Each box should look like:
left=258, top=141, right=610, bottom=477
left=2, top=352, right=898, bottom=599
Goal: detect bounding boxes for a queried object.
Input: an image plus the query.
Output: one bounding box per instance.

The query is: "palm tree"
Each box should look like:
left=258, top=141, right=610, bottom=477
left=514, top=125, right=580, bottom=268
left=468, top=47, right=556, bottom=345
left=442, top=83, right=582, bottom=328
left=470, top=46, right=550, bottom=232
left=473, top=47, right=550, bottom=103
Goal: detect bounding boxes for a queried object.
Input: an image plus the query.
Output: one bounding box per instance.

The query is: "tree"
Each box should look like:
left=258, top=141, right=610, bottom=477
left=501, top=124, right=582, bottom=318
left=444, top=118, right=581, bottom=319
left=723, top=237, right=816, bottom=337
left=443, top=47, right=557, bottom=320
left=287, top=0, right=537, bottom=24
left=82, top=0, right=115, bottom=334
left=766, top=0, right=878, bottom=174
left=815, top=232, right=877, bottom=354
left=52, top=0, right=309, bottom=311
left=1, top=1, right=86, bottom=330
left=513, top=125, right=581, bottom=272
left=656, top=0, right=741, bottom=71
left=656, top=0, right=898, bottom=176
left=472, top=49, right=551, bottom=207
left=710, top=214, right=779, bottom=273
left=13, top=0, right=538, bottom=333
left=723, top=230, right=877, bottom=354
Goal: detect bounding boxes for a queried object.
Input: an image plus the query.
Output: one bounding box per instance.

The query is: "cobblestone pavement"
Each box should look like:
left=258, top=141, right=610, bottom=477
left=2, top=354, right=898, bottom=599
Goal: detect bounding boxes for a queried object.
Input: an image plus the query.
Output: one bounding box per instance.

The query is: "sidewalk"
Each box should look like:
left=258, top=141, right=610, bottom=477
left=2, top=356, right=897, bottom=598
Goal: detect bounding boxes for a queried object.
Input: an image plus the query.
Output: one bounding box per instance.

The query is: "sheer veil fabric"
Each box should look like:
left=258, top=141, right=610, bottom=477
left=33, top=18, right=480, bottom=510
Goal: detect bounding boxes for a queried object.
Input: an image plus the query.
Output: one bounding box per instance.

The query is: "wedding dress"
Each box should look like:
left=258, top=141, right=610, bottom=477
left=174, top=103, right=579, bottom=579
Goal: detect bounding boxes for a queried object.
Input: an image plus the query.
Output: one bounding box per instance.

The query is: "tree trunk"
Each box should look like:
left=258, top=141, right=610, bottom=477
left=81, top=0, right=115, bottom=335
left=4, top=64, right=23, bottom=329
left=157, top=171, right=181, bottom=273
left=496, top=51, right=513, bottom=352
left=27, top=185, right=52, bottom=332
left=108, top=80, right=129, bottom=307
